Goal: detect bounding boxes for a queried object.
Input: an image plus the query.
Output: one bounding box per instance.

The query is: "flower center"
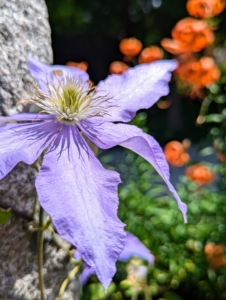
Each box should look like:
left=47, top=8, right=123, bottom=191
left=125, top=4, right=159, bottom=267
left=23, top=75, right=112, bottom=124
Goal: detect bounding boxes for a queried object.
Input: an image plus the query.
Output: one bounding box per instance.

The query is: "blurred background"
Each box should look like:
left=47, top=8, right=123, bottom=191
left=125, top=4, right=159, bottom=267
left=45, top=0, right=226, bottom=299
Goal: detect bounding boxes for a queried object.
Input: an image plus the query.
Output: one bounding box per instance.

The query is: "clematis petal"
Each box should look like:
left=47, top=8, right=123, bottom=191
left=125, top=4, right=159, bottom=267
left=119, top=232, right=154, bottom=264
left=28, top=57, right=89, bottom=95
left=96, top=60, right=177, bottom=123
left=79, top=121, right=187, bottom=222
left=35, top=125, right=125, bottom=289
left=78, top=231, right=154, bottom=285
left=79, top=265, right=95, bottom=286
left=0, top=120, right=60, bottom=179
left=0, top=113, right=55, bottom=122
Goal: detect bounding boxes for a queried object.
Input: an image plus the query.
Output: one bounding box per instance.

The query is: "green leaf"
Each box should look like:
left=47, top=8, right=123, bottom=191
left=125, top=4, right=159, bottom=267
left=215, top=95, right=226, bottom=104
left=222, top=108, right=226, bottom=116
left=199, top=147, right=214, bottom=156
left=205, top=114, right=224, bottom=123
left=0, top=208, right=12, bottom=225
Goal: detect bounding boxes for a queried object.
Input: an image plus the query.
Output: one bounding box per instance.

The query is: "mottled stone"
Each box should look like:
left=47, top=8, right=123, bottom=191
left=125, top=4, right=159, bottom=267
left=0, top=0, right=52, bottom=116
left=0, top=1, right=79, bottom=299
left=0, top=163, right=36, bottom=216
left=0, top=216, right=79, bottom=300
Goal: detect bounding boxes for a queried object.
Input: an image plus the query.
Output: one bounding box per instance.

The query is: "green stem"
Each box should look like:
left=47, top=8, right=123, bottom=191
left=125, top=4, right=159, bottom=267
left=32, top=194, right=38, bottom=218
left=144, top=285, right=152, bottom=300
left=42, top=216, right=52, bottom=230
left=47, top=226, right=72, bottom=256
left=57, top=265, right=79, bottom=300
left=38, top=206, right=45, bottom=300
left=131, top=292, right=138, bottom=300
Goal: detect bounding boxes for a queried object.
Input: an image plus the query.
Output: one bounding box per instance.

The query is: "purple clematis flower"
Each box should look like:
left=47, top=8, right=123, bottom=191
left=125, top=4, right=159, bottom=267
left=76, top=231, right=155, bottom=286
left=0, top=57, right=187, bottom=288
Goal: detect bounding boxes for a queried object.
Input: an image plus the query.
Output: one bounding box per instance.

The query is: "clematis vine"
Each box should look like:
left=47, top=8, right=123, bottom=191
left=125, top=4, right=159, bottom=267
left=0, top=57, right=187, bottom=288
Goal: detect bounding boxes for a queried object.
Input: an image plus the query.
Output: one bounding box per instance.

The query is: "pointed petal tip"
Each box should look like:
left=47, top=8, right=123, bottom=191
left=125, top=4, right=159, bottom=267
left=172, top=59, right=178, bottom=69
left=28, top=56, right=49, bottom=71
left=178, top=201, right=188, bottom=223
left=182, top=206, right=188, bottom=224
left=167, top=59, right=178, bottom=71
left=28, top=56, right=41, bottom=64
left=92, top=265, right=114, bottom=290
left=102, top=279, right=112, bottom=291
left=170, top=187, right=188, bottom=224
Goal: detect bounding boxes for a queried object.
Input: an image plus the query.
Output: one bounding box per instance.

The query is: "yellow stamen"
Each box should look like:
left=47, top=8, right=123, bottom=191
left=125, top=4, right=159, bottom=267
left=20, top=76, right=113, bottom=124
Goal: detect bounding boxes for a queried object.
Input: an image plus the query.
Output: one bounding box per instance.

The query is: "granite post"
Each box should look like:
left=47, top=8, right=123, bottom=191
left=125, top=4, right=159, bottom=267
left=0, top=1, right=79, bottom=299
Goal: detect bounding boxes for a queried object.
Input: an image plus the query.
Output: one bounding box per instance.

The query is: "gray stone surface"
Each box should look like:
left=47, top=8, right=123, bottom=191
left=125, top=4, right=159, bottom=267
left=0, top=0, right=52, bottom=115
left=0, top=1, right=79, bottom=299
left=0, top=216, right=79, bottom=300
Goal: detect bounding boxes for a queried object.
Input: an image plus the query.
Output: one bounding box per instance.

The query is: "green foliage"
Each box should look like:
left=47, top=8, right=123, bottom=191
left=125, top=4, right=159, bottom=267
left=198, top=60, right=226, bottom=193
left=82, top=151, right=226, bottom=300
left=0, top=207, right=12, bottom=225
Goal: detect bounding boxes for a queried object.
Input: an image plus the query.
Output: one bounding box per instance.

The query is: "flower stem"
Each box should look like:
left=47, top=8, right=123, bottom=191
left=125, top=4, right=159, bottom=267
left=131, top=292, right=138, bottom=300
left=38, top=206, right=45, bottom=300
left=47, top=225, right=72, bottom=256
left=32, top=193, right=38, bottom=218
left=57, top=265, right=79, bottom=300
left=144, top=285, right=152, bottom=300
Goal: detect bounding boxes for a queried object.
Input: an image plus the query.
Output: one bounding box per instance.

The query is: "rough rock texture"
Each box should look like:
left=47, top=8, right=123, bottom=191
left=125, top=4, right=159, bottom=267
left=0, top=1, right=79, bottom=299
left=0, top=0, right=52, bottom=116
left=0, top=216, right=79, bottom=300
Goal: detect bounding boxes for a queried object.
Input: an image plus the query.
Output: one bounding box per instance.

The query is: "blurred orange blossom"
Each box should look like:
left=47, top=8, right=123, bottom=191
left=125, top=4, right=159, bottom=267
left=175, top=56, right=220, bottom=88
left=66, top=61, right=89, bottom=71
left=187, top=0, right=225, bottom=19
left=185, top=164, right=215, bottom=184
left=119, top=37, right=143, bottom=56
left=217, top=152, right=226, bottom=162
left=204, top=243, right=226, bottom=269
left=214, top=144, right=226, bottom=162
left=109, top=61, right=129, bottom=75
left=164, top=140, right=190, bottom=167
left=161, top=17, right=214, bottom=54
left=138, top=46, right=164, bottom=64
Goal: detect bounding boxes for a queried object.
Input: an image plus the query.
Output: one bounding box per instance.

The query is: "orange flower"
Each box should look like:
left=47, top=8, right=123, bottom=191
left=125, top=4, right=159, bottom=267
left=204, top=243, right=215, bottom=255
left=211, top=257, right=226, bottom=269
left=138, top=46, right=164, bottom=64
left=161, top=18, right=214, bottom=54
left=119, top=37, right=143, bottom=56
left=213, top=140, right=226, bottom=162
left=185, top=164, right=214, bottom=184
left=187, top=0, right=225, bottom=19
left=66, top=61, right=89, bottom=71
left=175, top=57, right=220, bottom=88
left=161, top=39, right=189, bottom=55
left=109, top=61, right=129, bottom=75
left=217, top=152, right=226, bottom=162
left=156, top=98, right=172, bottom=109
left=164, top=141, right=190, bottom=167
left=204, top=243, right=226, bottom=269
